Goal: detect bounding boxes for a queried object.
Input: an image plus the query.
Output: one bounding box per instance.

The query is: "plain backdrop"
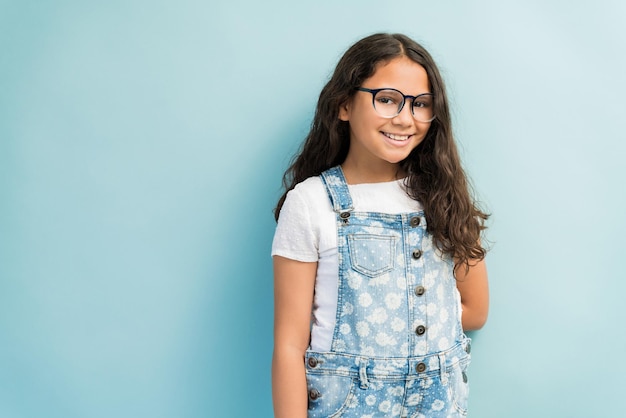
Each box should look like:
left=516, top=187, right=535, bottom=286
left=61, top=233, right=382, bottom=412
left=1, top=1, right=625, bottom=417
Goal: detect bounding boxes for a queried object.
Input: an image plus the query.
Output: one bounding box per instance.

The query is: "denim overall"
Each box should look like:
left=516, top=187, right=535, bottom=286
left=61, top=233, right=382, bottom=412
left=304, top=166, right=472, bottom=418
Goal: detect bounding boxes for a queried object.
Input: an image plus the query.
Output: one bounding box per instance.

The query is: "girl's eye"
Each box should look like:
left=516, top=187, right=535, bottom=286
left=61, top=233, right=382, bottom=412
left=376, top=96, right=397, bottom=105
left=413, top=98, right=432, bottom=109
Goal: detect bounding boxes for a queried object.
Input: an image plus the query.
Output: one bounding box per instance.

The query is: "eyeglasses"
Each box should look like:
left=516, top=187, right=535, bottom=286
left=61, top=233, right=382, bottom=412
left=356, top=87, right=435, bottom=122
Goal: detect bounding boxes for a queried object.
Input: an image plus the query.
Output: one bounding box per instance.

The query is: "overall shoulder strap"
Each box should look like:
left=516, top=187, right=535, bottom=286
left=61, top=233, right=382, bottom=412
left=319, top=166, right=354, bottom=213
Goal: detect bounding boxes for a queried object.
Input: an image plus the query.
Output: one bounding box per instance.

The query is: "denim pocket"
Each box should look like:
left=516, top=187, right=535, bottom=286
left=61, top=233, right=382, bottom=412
left=306, top=372, right=356, bottom=418
left=347, top=234, right=396, bottom=277
left=449, top=361, right=470, bottom=416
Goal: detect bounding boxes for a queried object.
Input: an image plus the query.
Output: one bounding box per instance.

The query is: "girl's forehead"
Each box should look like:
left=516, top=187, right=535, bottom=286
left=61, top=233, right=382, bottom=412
left=365, top=56, right=430, bottom=91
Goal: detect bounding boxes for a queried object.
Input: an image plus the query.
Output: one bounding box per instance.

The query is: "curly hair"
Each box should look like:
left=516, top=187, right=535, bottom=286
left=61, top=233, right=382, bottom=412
left=274, top=33, right=488, bottom=269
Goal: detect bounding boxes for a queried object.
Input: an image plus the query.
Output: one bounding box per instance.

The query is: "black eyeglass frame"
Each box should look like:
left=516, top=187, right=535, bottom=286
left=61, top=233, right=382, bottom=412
left=356, top=87, right=436, bottom=122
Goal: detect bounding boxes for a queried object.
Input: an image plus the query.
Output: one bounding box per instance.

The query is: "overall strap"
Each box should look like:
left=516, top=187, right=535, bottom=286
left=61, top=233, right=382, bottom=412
left=319, top=166, right=354, bottom=214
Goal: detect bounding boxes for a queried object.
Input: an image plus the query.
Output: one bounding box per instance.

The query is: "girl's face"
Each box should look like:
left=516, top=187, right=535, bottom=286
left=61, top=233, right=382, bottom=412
left=339, top=56, right=431, bottom=178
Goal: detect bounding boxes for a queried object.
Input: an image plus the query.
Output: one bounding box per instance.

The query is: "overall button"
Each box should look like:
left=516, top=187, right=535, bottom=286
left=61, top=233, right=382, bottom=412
left=340, top=212, right=351, bottom=220
left=309, top=388, right=321, bottom=401
left=412, top=249, right=423, bottom=259
left=307, top=357, right=318, bottom=368
left=414, top=285, right=425, bottom=296
left=462, top=371, right=468, bottom=383
left=465, top=341, right=471, bottom=354
left=415, top=325, right=426, bottom=335
left=415, top=362, right=427, bottom=373
left=410, top=216, right=421, bottom=227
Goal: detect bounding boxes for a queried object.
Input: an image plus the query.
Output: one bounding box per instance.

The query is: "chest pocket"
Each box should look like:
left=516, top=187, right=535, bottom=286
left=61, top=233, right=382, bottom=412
left=347, top=234, right=396, bottom=277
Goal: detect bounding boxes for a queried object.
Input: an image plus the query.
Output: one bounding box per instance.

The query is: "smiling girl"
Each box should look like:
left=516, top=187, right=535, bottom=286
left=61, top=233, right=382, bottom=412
left=272, top=33, right=489, bottom=418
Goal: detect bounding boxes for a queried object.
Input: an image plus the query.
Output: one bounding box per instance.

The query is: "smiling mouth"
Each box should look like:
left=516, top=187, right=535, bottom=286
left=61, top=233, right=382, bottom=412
left=382, top=132, right=412, bottom=141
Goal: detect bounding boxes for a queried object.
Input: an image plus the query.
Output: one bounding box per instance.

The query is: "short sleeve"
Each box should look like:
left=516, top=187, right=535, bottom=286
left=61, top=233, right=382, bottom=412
left=271, top=188, right=319, bottom=262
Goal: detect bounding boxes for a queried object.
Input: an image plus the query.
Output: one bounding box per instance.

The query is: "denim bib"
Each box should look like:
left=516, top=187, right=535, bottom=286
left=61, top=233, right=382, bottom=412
left=304, top=166, right=471, bottom=418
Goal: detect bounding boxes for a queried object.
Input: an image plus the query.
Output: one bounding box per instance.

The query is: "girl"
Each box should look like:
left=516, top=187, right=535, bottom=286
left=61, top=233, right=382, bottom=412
left=272, top=33, right=489, bottom=418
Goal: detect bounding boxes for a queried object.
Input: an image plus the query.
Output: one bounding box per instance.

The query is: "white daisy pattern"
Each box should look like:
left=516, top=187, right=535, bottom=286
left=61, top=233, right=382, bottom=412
left=375, top=331, right=397, bottom=347
left=387, top=386, right=403, bottom=396
left=361, top=346, right=375, bottom=357
left=348, top=274, right=363, bottom=290
left=378, top=400, right=391, bottom=413
left=359, top=292, right=373, bottom=307
left=406, top=393, right=421, bottom=406
left=366, top=307, right=388, bottom=324
left=385, top=292, right=402, bottom=310
left=432, top=399, right=445, bottom=411
left=342, top=302, right=354, bottom=316
left=390, top=317, right=405, bottom=332
left=356, top=321, right=370, bottom=337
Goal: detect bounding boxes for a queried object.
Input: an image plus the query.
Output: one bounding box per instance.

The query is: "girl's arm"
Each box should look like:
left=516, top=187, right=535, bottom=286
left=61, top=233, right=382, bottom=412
left=272, top=255, right=317, bottom=418
left=455, top=258, right=489, bottom=331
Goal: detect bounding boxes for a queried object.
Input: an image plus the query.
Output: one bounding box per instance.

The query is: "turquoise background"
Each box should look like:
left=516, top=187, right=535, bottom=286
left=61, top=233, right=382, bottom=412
left=1, top=1, right=625, bottom=417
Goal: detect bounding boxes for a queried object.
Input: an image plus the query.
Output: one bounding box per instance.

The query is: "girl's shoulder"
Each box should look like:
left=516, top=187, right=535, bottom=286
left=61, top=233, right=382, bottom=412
left=289, top=175, right=327, bottom=202
left=279, top=175, right=333, bottom=220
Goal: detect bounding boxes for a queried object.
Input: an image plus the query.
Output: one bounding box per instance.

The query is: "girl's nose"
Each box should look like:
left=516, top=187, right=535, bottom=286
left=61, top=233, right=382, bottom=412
left=393, top=100, right=414, bottom=125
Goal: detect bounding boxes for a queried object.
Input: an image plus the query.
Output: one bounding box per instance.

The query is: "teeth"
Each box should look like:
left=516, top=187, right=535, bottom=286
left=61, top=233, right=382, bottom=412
left=384, top=132, right=410, bottom=141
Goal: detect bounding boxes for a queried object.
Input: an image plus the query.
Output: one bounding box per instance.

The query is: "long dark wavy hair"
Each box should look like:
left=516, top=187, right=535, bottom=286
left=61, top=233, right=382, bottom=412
left=275, top=33, right=489, bottom=269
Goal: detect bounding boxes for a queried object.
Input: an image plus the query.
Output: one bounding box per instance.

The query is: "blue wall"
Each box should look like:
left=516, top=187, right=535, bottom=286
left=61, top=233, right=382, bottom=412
left=1, top=1, right=625, bottom=417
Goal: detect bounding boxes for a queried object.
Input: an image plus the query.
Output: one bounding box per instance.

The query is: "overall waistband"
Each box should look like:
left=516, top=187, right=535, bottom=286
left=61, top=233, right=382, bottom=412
left=305, top=338, right=471, bottom=381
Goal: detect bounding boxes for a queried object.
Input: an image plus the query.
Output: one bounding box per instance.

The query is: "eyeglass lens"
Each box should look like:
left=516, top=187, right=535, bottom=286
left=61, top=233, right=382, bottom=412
left=373, top=89, right=434, bottom=122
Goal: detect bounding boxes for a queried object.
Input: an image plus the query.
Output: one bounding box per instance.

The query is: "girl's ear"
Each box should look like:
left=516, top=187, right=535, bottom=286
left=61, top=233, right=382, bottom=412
left=338, top=100, right=351, bottom=121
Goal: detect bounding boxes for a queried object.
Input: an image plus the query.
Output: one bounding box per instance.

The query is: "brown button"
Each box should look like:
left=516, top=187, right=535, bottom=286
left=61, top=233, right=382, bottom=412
left=340, top=212, right=351, bottom=219
left=410, top=216, right=421, bottom=227
left=415, top=325, right=426, bottom=335
left=414, top=285, right=425, bottom=296
left=309, top=388, right=321, bottom=401
left=416, top=362, right=426, bottom=373
left=307, top=357, right=318, bottom=368
left=412, top=249, right=423, bottom=259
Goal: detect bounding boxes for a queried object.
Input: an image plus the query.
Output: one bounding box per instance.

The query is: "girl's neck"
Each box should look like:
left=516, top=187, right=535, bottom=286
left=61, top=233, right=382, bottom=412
left=341, top=160, right=406, bottom=185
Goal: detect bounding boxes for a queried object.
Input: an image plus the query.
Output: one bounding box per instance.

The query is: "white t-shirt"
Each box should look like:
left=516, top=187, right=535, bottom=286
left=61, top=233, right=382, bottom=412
left=271, top=175, right=422, bottom=351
